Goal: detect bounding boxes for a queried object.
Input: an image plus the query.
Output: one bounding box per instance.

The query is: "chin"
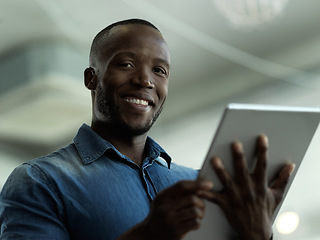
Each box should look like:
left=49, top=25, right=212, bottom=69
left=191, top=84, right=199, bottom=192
left=118, top=112, right=160, bottom=137
left=119, top=123, right=152, bottom=137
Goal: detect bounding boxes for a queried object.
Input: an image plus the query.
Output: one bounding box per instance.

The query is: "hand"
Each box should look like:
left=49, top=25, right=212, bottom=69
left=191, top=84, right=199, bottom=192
left=142, top=180, right=213, bottom=240
left=199, top=135, right=295, bottom=240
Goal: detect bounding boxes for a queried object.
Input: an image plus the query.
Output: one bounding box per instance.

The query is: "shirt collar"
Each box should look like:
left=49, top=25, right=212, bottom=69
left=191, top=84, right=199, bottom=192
left=73, top=124, right=171, bottom=168
left=145, top=136, right=172, bottom=168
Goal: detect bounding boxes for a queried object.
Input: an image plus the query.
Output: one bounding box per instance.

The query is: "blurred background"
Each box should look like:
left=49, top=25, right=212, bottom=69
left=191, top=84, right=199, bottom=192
left=0, top=0, right=320, bottom=239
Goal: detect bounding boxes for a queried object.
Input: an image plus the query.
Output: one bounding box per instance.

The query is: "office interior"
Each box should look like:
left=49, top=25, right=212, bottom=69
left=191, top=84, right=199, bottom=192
left=0, top=0, right=320, bottom=239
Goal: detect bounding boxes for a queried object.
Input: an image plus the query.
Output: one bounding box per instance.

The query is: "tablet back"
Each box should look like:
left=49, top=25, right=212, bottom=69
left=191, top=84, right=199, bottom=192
left=185, top=103, right=320, bottom=240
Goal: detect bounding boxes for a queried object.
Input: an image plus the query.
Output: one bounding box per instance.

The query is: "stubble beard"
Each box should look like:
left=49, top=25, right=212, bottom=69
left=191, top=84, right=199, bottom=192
left=96, top=85, right=162, bottom=137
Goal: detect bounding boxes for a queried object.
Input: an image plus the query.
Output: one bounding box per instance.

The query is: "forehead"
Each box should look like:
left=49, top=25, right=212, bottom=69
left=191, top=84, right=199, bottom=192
left=100, top=24, right=170, bottom=63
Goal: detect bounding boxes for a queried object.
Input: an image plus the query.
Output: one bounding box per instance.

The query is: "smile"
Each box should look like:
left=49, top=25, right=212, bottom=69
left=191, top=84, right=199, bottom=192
left=123, top=97, right=149, bottom=106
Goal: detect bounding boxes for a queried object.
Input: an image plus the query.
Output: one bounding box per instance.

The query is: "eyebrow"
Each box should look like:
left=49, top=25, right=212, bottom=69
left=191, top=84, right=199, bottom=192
left=154, top=57, right=170, bottom=70
left=112, top=51, right=136, bottom=58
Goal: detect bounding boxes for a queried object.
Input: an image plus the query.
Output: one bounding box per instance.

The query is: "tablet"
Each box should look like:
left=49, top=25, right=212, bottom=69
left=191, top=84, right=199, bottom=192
left=184, top=103, right=320, bottom=240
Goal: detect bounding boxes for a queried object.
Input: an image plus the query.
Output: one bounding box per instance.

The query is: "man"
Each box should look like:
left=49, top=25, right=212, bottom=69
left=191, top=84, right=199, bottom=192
left=0, top=19, right=294, bottom=240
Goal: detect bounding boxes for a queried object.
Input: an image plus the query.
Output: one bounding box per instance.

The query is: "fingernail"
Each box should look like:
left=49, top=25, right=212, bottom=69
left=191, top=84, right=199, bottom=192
left=260, top=134, right=269, bottom=147
left=212, top=157, right=223, bottom=169
left=200, top=180, right=214, bottom=189
left=233, top=142, right=243, bottom=152
left=280, top=163, right=296, bottom=178
left=290, top=163, right=296, bottom=175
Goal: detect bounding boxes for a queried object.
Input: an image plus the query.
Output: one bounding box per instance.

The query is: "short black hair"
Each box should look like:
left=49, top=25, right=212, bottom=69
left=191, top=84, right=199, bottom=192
left=89, top=19, right=160, bottom=67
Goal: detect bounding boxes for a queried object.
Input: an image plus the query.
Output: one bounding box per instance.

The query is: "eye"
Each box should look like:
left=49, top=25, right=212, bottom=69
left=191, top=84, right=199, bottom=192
left=118, top=62, right=134, bottom=69
left=153, top=67, right=168, bottom=77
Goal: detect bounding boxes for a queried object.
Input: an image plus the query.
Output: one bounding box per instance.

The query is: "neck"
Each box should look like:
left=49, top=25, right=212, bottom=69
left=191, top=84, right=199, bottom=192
left=91, top=120, right=148, bottom=167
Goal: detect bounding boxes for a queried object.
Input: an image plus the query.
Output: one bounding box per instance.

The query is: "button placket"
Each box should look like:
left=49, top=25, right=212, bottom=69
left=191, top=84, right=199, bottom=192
left=141, top=162, right=157, bottom=201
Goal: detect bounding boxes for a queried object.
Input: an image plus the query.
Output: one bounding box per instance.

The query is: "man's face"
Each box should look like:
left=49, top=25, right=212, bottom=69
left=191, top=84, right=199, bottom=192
left=92, top=24, right=170, bottom=136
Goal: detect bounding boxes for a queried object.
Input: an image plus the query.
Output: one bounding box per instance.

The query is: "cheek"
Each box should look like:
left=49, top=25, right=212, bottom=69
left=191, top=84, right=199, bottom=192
left=95, top=79, right=115, bottom=109
left=101, top=67, right=125, bottom=86
left=100, top=76, right=119, bottom=98
left=157, top=81, right=169, bottom=102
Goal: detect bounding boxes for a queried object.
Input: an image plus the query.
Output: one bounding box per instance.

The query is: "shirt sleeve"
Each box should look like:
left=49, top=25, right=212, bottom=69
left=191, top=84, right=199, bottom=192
left=0, top=163, right=69, bottom=240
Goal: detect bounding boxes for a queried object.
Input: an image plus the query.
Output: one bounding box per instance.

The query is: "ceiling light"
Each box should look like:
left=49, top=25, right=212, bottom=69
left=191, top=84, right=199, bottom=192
left=276, top=211, right=300, bottom=235
left=214, top=0, right=289, bottom=28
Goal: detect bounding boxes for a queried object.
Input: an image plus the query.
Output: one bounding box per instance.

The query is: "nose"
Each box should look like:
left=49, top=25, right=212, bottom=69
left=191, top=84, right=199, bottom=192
left=143, top=80, right=155, bottom=89
left=131, top=67, right=155, bottom=89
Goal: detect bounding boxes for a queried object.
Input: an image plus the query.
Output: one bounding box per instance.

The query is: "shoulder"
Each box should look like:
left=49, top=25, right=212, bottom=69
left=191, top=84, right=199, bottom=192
left=3, top=143, right=79, bottom=192
left=26, top=143, right=79, bottom=171
left=0, top=153, right=70, bottom=239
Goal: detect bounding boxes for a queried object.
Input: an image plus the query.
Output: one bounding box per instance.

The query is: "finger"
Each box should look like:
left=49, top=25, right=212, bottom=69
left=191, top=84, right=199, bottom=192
left=157, top=180, right=213, bottom=200
left=176, top=195, right=205, bottom=212
left=180, top=218, right=202, bottom=232
left=176, top=202, right=205, bottom=222
left=178, top=208, right=203, bottom=230
left=211, top=157, right=234, bottom=190
left=197, top=188, right=222, bottom=204
left=231, top=142, right=257, bottom=203
left=198, top=189, right=234, bottom=218
left=270, top=164, right=295, bottom=204
left=165, top=197, right=206, bottom=238
left=271, top=163, right=295, bottom=191
left=232, top=142, right=251, bottom=188
left=253, top=135, right=268, bottom=193
left=173, top=216, right=203, bottom=239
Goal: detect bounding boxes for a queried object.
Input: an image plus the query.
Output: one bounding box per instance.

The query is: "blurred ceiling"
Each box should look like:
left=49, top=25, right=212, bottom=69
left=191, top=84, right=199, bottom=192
left=1, top=0, right=319, bottom=150
left=0, top=0, right=320, bottom=239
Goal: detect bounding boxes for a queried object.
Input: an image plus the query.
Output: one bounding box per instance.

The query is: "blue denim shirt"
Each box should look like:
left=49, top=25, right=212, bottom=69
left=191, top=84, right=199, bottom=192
left=0, top=124, right=198, bottom=240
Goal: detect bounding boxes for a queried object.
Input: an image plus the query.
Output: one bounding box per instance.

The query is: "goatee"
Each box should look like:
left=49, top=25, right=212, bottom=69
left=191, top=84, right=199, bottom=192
left=96, top=84, right=163, bottom=136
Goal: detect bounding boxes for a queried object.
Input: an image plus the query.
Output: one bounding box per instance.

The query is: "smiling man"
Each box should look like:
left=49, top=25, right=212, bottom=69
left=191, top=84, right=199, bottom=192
left=85, top=20, right=170, bottom=166
left=0, top=19, right=294, bottom=240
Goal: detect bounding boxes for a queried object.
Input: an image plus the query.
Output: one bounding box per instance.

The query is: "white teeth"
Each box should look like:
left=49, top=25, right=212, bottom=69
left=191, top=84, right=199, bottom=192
left=125, top=98, right=148, bottom=106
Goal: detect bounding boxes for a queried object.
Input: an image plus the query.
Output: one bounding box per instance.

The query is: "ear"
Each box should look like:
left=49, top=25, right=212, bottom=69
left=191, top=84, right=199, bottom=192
left=84, top=67, right=97, bottom=90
